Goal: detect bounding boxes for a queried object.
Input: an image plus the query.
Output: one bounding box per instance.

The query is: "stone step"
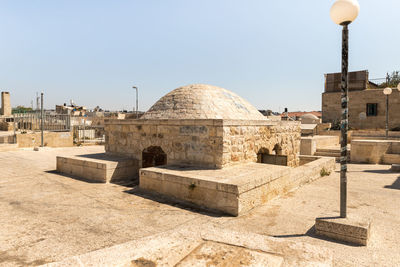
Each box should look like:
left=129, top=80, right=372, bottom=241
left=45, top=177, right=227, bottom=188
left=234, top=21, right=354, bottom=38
left=0, top=143, right=18, bottom=152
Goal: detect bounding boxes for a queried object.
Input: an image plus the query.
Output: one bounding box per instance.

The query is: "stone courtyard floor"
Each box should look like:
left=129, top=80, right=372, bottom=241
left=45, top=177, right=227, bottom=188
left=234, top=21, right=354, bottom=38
left=0, top=146, right=399, bottom=266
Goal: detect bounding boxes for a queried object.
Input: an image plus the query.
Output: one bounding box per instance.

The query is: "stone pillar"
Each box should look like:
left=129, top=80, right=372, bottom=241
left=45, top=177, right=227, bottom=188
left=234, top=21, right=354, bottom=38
left=1, top=92, right=11, bottom=116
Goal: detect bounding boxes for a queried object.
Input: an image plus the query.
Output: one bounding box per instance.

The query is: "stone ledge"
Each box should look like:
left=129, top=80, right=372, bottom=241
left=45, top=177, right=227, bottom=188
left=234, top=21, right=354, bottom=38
left=315, top=215, right=371, bottom=246
left=56, top=154, right=138, bottom=183
left=390, top=164, right=400, bottom=172
left=140, top=157, right=335, bottom=216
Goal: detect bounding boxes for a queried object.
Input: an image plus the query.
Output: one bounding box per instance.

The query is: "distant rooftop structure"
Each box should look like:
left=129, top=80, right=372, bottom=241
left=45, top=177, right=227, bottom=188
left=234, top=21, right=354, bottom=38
left=56, top=103, right=86, bottom=116
left=281, top=111, right=321, bottom=120
left=324, top=70, right=379, bottom=93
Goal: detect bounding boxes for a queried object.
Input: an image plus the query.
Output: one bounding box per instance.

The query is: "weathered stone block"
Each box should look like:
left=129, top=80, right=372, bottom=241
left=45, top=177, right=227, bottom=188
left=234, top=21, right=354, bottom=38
left=315, top=216, right=371, bottom=246
left=56, top=154, right=138, bottom=183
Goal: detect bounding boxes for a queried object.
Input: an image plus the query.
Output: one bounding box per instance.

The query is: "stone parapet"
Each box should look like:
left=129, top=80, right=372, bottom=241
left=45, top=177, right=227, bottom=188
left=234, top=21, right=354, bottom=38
left=351, top=139, right=400, bottom=164
left=140, top=157, right=335, bottom=216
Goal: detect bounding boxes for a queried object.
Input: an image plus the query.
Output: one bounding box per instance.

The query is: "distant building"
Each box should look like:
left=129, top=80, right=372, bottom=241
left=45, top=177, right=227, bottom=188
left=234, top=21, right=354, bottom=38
left=322, top=70, right=400, bottom=130
left=56, top=103, right=86, bottom=116
left=281, top=111, right=321, bottom=121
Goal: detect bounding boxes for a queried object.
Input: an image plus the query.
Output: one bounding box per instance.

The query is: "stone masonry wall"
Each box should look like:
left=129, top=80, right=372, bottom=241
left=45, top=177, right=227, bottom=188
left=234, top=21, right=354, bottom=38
left=105, top=119, right=300, bottom=169
left=105, top=120, right=223, bottom=168
left=222, top=122, right=301, bottom=167
left=322, top=89, right=400, bottom=130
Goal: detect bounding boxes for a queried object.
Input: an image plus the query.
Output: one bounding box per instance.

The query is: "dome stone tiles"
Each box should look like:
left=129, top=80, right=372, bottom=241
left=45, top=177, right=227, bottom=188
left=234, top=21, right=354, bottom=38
left=141, top=84, right=266, bottom=120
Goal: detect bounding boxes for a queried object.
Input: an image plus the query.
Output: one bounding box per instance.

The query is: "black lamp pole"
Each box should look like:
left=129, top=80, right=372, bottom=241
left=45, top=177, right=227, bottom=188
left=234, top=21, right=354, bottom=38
left=386, top=94, right=389, bottom=139
left=340, top=23, right=349, bottom=218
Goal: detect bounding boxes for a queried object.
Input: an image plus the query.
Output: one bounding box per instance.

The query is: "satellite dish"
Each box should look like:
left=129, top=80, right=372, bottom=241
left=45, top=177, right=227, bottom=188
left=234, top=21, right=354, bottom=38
left=359, top=112, right=366, bottom=120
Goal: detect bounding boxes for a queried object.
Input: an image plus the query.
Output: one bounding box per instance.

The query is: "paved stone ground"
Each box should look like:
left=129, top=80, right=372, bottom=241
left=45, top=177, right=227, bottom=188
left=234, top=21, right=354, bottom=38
left=0, top=146, right=399, bottom=266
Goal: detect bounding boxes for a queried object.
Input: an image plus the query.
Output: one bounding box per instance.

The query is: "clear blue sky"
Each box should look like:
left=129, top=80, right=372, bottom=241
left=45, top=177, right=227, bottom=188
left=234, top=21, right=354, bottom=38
left=0, top=0, right=399, bottom=112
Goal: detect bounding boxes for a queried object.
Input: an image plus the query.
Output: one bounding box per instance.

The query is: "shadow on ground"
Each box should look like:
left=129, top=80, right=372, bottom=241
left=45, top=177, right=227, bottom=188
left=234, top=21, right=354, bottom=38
left=45, top=170, right=104, bottom=184
left=272, top=225, right=362, bottom=247
left=123, top=187, right=226, bottom=218
left=363, top=169, right=392, bottom=174
left=384, top=176, right=400, bottom=190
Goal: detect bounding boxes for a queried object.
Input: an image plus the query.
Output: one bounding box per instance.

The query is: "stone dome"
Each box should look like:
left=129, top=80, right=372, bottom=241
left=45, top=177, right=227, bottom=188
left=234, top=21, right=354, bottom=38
left=141, top=84, right=266, bottom=120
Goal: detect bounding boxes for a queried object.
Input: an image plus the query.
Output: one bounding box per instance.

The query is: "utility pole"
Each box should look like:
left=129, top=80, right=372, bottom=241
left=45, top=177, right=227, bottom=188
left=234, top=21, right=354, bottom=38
left=36, top=92, right=40, bottom=112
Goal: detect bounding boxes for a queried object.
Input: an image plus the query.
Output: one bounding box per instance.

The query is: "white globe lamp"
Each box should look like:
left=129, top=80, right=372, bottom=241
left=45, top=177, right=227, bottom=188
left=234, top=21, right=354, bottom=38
left=330, top=0, right=360, bottom=25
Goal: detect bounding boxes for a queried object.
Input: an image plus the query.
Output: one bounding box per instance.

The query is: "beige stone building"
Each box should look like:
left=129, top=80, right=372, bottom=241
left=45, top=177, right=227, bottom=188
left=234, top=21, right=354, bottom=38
left=322, top=70, right=399, bottom=129
left=104, top=84, right=301, bottom=176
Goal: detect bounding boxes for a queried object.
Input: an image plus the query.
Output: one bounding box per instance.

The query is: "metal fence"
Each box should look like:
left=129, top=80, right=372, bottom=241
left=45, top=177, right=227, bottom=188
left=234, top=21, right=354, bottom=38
left=13, top=112, right=71, bottom=132
left=72, top=125, right=105, bottom=144
left=12, top=112, right=105, bottom=144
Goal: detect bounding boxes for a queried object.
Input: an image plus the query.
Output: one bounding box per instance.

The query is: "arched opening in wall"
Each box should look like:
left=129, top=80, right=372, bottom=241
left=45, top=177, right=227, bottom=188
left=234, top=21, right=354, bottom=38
left=142, top=146, right=167, bottom=168
left=257, top=148, right=270, bottom=163
left=257, top=145, right=287, bottom=166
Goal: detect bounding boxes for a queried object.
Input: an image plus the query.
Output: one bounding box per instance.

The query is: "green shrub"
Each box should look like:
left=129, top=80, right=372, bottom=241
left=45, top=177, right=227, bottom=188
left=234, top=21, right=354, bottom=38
left=320, top=168, right=331, bottom=177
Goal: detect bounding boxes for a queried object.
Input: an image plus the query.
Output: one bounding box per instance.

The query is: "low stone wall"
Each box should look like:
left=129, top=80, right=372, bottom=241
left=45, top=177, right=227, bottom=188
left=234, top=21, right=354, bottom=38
left=0, top=121, right=13, bottom=131
left=318, top=130, right=400, bottom=143
left=300, top=135, right=339, bottom=155
left=351, top=139, right=400, bottom=164
left=16, top=131, right=73, bottom=148
left=57, top=154, right=138, bottom=183
left=139, top=157, right=335, bottom=216
left=351, top=130, right=400, bottom=141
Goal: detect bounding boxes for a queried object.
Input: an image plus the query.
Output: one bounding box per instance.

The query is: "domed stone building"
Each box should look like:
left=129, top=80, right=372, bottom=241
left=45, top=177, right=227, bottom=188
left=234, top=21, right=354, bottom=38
left=104, top=84, right=301, bottom=174
left=57, top=84, right=335, bottom=216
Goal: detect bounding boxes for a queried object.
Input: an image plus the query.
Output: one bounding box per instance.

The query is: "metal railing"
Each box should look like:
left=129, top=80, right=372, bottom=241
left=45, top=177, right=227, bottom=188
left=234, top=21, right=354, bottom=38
left=13, top=112, right=71, bottom=132
left=72, top=124, right=105, bottom=144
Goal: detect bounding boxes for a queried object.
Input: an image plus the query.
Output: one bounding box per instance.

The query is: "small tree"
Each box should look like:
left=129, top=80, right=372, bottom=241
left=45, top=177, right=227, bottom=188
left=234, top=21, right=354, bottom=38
left=379, top=71, right=400, bottom=88
left=12, top=106, right=33, bottom=114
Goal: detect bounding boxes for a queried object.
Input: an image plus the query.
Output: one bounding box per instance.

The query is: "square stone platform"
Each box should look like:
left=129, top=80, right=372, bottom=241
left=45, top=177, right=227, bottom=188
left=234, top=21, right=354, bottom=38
left=56, top=153, right=138, bottom=183
left=315, top=215, right=371, bottom=246
left=140, top=157, right=335, bottom=216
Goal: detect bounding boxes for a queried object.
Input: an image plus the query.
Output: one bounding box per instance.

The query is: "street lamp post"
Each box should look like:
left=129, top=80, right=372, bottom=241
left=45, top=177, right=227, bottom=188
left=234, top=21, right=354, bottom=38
left=383, top=87, right=392, bottom=139
left=132, top=86, right=138, bottom=119
left=383, top=83, right=400, bottom=139
left=330, top=0, right=360, bottom=218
